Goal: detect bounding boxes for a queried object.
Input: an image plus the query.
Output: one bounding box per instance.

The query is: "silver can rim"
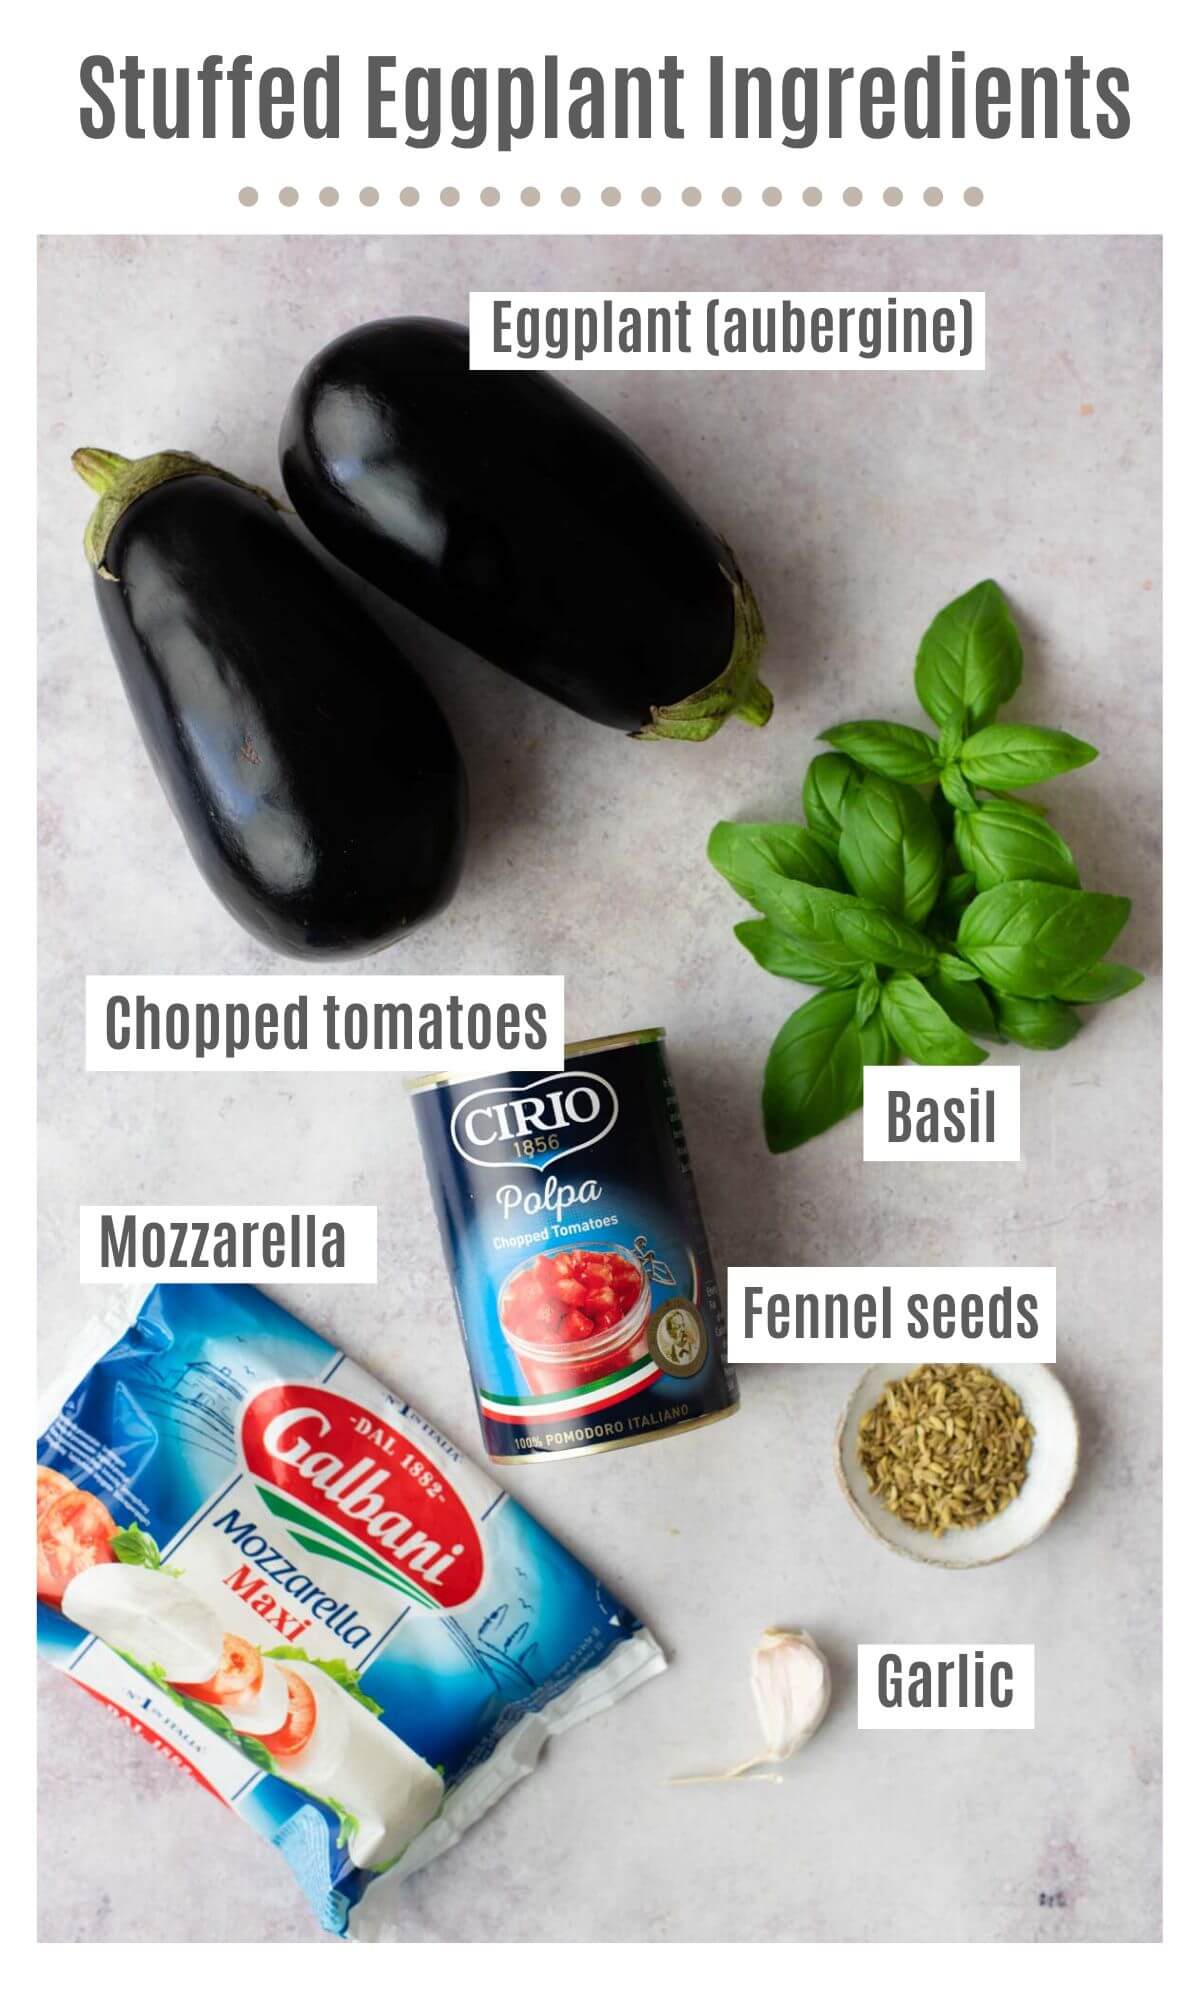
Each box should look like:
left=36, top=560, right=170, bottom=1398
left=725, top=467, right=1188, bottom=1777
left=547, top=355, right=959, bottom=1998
left=405, top=1026, right=665, bottom=1095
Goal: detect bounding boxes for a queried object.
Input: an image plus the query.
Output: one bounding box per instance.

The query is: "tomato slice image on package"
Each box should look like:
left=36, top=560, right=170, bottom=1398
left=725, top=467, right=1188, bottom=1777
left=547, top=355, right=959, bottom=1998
left=36, top=1284, right=665, bottom=1937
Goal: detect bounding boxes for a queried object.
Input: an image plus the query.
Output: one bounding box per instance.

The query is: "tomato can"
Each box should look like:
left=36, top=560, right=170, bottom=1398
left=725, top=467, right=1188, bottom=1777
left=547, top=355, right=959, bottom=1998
left=409, top=1029, right=738, bottom=1462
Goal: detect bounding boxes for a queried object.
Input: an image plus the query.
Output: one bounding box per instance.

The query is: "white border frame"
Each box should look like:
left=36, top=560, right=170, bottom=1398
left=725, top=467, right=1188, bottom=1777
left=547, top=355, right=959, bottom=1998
left=11, top=0, right=1188, bottom=1977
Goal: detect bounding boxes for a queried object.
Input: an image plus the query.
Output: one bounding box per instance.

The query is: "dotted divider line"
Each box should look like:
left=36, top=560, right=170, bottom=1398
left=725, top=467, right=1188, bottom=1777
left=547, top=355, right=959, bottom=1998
left=239, top=184, right=984, bottom=210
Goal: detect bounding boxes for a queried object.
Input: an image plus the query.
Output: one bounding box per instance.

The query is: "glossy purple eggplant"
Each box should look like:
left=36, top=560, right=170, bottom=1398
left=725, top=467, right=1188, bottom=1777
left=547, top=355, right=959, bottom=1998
left=279, top=318, right=772, bottom=742
left=74, top=447, right=467, bottom=957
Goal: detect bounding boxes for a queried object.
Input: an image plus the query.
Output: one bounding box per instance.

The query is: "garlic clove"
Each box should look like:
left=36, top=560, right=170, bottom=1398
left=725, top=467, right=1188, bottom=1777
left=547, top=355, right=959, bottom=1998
left=750, top=1628, right=831, bottom=1761
left=670, top=1626, right=831, bottom=1785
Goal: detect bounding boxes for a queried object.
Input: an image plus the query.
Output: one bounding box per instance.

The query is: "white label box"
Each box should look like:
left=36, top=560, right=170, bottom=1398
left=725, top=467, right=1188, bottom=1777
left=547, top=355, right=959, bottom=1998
left=85, top=975, right=563, bottom=1074
left=863, top=1065, right=1021, bottom=1161
left=80, top=1206, right=378, bottom=1284
left=858, top=1645, right=1035, bottom=1729
left=726, top=1267, right=1056, bottom=1361
left=470, top=291, right=984, bottom=371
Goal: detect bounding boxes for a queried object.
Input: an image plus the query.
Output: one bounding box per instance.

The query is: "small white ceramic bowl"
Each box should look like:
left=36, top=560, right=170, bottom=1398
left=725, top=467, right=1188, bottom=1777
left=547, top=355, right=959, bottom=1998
left=835, top=1361, right=1079, bottom=1568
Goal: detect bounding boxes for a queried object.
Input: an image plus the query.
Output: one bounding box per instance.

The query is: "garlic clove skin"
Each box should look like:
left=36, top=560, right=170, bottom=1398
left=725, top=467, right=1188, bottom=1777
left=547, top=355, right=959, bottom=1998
left=750, top=1628, right=831, bottom=1762
left=669, top=1626, right=831, bottom=1784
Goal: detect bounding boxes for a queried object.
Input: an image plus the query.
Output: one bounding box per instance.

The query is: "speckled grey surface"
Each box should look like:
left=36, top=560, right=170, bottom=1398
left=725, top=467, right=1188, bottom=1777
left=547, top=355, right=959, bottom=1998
left=37, top=234, right=1160, bottom=1943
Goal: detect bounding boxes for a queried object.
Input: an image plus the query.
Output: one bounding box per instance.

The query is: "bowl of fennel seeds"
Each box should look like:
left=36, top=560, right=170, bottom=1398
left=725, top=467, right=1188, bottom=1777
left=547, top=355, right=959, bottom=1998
left=835, top=1362, right=1079, bottom=1568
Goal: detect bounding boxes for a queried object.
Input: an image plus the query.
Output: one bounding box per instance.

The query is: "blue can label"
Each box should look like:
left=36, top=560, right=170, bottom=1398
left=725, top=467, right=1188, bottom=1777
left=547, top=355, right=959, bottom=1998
left=411, top=1030, right=738, bottom=1460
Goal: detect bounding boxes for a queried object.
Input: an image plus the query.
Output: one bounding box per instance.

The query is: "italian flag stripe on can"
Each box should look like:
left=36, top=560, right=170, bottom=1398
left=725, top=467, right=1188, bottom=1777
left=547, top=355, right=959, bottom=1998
left=479, top=1355, right=663, bottom=1424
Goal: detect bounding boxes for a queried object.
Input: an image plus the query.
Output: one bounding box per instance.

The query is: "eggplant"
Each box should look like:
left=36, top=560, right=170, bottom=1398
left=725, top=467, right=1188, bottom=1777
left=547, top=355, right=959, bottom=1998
left=279, top=318, right=772, bottom=743
left=73, top=447, right=467, bottom=958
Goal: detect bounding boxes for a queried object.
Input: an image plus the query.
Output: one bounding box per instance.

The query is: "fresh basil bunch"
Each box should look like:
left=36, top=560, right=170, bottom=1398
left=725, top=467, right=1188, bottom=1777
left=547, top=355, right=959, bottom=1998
left=710, top=580, right=1142, bottom=1152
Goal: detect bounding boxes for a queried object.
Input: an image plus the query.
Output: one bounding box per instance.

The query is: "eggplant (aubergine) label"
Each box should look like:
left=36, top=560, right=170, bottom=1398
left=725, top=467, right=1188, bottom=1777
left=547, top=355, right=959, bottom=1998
left=413, top=1036, right=738, bottom=1460
left=241, top=1384, right=485, bottom=1613
left=471, top=291, right=984, bottom=373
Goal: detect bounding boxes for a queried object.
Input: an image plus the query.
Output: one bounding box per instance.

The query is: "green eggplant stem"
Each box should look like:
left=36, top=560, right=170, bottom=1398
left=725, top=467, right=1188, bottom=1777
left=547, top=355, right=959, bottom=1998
left=635, top=555, right=773, bottom=743
left=733, top=674, right=775, bottom=729
left=71, top=447, right=132, bottom=496
left=71, top=446, right=285, bottom=575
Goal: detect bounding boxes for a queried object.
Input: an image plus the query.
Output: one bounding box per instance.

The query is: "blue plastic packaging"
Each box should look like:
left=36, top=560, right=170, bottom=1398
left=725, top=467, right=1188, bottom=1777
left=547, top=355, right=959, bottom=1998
left=36, top=1284, right=664, bottom=1936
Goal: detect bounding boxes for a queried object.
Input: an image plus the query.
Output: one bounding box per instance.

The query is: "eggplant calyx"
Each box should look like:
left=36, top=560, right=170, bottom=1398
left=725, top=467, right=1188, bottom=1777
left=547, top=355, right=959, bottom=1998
left=634, top=560, right=773, bottom=743
left=72, top=447, right=285, bottom=577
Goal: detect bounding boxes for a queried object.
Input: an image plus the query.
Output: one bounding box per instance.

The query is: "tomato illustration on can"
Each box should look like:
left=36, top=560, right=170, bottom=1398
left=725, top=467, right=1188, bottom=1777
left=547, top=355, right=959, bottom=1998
left=410, top=1029, right=738, bottom=1461
left=499, top=1244, right=651, bottom=1396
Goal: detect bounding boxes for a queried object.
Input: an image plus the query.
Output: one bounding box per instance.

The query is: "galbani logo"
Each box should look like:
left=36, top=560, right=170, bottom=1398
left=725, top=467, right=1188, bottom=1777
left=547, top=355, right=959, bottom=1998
left=241, top=1385, right=484, bottom=1612
left=450, top=1070, right=618, bottom=1171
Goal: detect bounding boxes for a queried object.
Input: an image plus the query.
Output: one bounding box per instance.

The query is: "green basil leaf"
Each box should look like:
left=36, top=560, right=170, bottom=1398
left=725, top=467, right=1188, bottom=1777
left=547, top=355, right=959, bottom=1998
left=753, top=876, right=936, bottom=974
left=110, top=1523, right=165, bottom=1569
left=922, top=971, right=998, bottom=1038
left=938, top=717, right=965, bottom=763
left=855, top=966, right=882, bottom=1028
left=957, top=883, right=1132, bottom=998
left=802, top=752, right=860, bottom=837
left=733, top=918, right=858, bottom=988
left=807, top=827, right=844, bottom=866
left=990, top=994, right=1081, bottom=1050
left=914, top=578, right=1024, bottom=730
left=936, top=951, right=982, bottom=983
left=831, top=899, right=940, bottom=975
left=752, top=879, right=879, bottom=969
left=880, top=973, right=989, bottom=1065
left=838, top=772, right=944, bottom=926
left=960, top=724, right=1098, bottom=789
left=819, top=721, right=941, bottom=785
left=1053, top=961, right=1144, bottom=1003
left=862, top=1013, right=898, bottom=1069
left=940, top=764, right=977, bottom=811
left=707, top=820, right=845, bottom=906
left=936, top=872, right=976, bottom=920
left=953, top=801, right=1080, bottom=889
left=985, top=789, right=1049, bottom=817
left=762, top=989, right=872, bottom=1152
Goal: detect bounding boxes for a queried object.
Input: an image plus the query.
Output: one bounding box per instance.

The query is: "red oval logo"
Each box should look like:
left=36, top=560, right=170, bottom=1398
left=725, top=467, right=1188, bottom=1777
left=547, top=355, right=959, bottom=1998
left=241, top=1385, right=484, bottom=1612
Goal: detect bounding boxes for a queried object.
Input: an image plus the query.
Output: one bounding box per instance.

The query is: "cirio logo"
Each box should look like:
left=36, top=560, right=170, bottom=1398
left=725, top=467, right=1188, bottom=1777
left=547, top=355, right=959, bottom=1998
left=449, top=1070, right=619, bottom=1171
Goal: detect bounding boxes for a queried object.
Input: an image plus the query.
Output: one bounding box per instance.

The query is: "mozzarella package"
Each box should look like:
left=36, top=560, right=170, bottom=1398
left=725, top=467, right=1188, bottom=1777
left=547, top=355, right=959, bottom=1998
left=36, top=1284, right=665, bottom=1936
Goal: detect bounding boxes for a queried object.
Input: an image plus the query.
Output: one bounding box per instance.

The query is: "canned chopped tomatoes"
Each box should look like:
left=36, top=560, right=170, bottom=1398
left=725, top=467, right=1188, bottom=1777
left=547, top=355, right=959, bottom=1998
left=410, top=1029, right=738, bottom=1461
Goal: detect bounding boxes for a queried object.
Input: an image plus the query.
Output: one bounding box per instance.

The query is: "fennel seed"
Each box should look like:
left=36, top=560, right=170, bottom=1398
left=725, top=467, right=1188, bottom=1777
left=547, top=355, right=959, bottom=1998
left=857, top=1364, right=1034, bottom=1537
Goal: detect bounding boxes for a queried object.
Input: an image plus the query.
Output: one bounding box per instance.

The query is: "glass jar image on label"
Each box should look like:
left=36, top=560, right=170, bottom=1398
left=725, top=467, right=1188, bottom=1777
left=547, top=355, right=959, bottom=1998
left=500, top=1242, right=651, bottom=1395
left=410, top=1029, right=738, bottom=1462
